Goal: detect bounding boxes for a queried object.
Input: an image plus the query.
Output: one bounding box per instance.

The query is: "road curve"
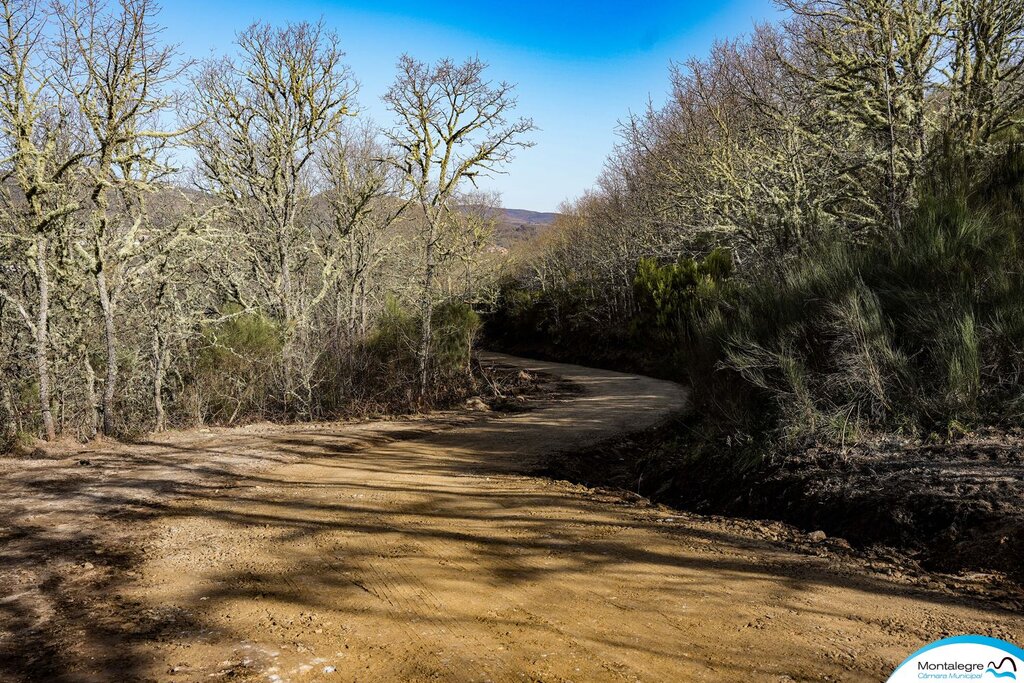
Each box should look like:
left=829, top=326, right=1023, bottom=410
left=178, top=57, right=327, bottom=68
left=116, top=353, right=1019, bottom=681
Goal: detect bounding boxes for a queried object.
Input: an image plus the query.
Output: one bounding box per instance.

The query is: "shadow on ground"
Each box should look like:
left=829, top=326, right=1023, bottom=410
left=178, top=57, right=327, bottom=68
left=0, top=355, right=1019, bottom=682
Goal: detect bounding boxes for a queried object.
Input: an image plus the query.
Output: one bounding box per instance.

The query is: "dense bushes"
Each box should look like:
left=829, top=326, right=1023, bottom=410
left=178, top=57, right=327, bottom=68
left=488, top=148, right=1024, bottom=456
left=633, top=248, right=732, bottom=333
left=188, top=306, right=284, bottom=424
left=487, top=284, right=647, bottom=373
left=75, top=297, right=486, bottom=431
left=487, top=249, right=732, bottom=377
left=342, top=298, right=481, bottom=410
left=687, top=150, right=1024, bottom=443
left=3, top=298, right=480, bottom=438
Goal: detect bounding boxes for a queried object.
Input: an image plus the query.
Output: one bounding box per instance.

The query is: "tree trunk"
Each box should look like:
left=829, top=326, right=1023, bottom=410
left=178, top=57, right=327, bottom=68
left=882, top=53, right=903, bottom=233
left=84, top=354, right=99, bottom=439
left=418, top=222, right=436, bottom=400
left=35, top=236, right=56, bottom=441
left=281, top=256, right=292, bottom=323
left=347, top=279, right=359, bottom=344
left=96, top=268, right=118, bottom=436
left=277, top=233, right=296, bottom=412
left=1, top=381, right=17, bottom=441
left=359, top=275, right=368, bottom=339
left=152, top=326, right=166, bottom=432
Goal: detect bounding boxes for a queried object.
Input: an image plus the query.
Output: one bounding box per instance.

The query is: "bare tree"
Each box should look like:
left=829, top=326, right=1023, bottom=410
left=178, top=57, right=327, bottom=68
left=442, top=191, right=501, bottom=298
left=945, top=0, right=1024, bottom=146
left=124, top=191, right=215, bottom=432
left=185, top=20, right=356, bottom=412
left=383, top=55, right=534, bottom=397
left=56, top=0, right=186, bottom=436
left=0, top=0, right=86, bottom=440
left=780, top=0, right=948, bottom=230
left=318, top=120, right=405, bottom=343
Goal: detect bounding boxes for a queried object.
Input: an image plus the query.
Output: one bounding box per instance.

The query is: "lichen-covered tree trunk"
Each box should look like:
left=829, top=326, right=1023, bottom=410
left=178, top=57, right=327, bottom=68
left=1, top=381, right=17, bottom=440
left=84, top=354, right=99, bottom=439
left=96, top=267, right=118, bottom=436
left=152, top=326, right=167, bottom=432
left=34, top=235, right=55, bottom=441
left=347, top=280, right=359, bottom=344
left=359, top=276, right=368, bottom=339
left=417, top=220, right=437, bottom=399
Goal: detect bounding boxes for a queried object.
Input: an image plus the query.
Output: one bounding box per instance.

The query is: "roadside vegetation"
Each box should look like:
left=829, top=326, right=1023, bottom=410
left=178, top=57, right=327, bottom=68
left=3, top=0, right=1022, bottom=581
left=487, top=0, right=1024, bottom=577
left=0, top=0, right=533, bottom=449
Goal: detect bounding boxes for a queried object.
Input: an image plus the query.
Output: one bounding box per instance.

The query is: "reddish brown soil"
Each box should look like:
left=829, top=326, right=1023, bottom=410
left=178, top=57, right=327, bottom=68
left=1, top=354, right=1020, bottom=682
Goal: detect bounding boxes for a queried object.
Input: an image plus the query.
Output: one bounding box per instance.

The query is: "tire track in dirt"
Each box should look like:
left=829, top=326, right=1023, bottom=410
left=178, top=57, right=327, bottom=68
left=60, top=354, right=1024, bottom=681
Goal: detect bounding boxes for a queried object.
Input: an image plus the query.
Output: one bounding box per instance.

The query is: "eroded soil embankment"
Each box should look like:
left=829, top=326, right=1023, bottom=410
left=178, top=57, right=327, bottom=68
left=542, top=421, right=1024, bottom=587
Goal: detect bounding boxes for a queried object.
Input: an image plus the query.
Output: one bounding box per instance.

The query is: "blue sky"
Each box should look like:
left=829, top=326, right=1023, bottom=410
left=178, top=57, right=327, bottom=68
left=159, top=1, right=782, bottom=212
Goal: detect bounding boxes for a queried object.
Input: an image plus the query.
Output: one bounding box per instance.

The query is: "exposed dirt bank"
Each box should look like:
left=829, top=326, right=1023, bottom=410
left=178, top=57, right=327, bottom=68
left=1, top=354, right=1020, bottom=682
left=543, top=422, right=1024, bottom=587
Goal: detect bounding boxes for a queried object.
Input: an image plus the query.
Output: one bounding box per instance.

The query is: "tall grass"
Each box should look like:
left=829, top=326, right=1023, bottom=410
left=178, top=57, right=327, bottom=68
left=678, top=147, right=1024, bottom=446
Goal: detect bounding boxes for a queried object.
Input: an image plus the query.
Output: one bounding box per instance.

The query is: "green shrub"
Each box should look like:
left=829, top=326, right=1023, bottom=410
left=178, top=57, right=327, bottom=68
left=633, top=247, right=733, bottom=337
left=352, top=297, right=481, bottom=409
left=431, top=300, right=481, bottom=378
left=190, top=305, right=283, bottom=424
left=680, top=146, right=1024, bottom=444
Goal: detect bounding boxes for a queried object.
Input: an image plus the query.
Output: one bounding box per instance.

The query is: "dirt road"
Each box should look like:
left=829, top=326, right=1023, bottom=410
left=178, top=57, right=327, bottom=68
left=2, top=354, right=1021, bottom=682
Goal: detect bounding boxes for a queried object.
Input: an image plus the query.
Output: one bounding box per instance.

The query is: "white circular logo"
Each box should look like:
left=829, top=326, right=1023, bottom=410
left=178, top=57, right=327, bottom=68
left=888, top=636, right=1023, bottom=682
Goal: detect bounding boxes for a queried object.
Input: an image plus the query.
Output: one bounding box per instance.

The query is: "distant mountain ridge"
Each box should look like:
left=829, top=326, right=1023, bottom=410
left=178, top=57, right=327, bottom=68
left=493, top=207, right=559, bottom=245
left=501, top=208, right=559, bottom=225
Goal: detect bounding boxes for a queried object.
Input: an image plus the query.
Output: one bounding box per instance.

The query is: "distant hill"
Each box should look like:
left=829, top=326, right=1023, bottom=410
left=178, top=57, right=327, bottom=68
left=493, top=208, right=559, bottom=245
left=501, top=208, right=559, bottom=225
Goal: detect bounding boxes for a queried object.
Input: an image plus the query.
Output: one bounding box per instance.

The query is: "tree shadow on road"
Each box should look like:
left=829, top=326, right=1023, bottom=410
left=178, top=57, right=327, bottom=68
left=0, top=377, right=1019, bottom=681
